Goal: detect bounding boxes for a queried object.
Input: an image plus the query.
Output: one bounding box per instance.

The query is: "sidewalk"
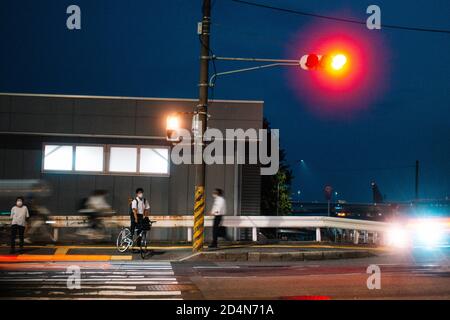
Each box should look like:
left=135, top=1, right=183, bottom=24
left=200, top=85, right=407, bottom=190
left=0, top=243, right=385, bottom=262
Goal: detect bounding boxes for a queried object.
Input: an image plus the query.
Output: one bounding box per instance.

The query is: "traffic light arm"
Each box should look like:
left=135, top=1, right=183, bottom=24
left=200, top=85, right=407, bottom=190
left=209, top=53, right=349, bottom=86
left=209, top=57, right=300, bottom=87
left=214, top=56, right=300, bottom=64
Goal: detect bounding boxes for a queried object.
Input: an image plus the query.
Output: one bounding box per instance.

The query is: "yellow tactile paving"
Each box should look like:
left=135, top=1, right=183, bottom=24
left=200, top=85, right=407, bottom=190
left=54, top=247, right=70, bottom=255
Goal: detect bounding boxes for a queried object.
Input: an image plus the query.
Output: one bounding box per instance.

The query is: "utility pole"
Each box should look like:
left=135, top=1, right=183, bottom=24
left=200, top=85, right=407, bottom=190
left=192, top=0, right=211, bottom=253
left=415, top=160, right=419, bottom=201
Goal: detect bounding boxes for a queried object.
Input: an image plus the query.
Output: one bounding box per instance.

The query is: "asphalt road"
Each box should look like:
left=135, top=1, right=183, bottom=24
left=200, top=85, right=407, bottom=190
left=0, top=247, right=449, bottom=300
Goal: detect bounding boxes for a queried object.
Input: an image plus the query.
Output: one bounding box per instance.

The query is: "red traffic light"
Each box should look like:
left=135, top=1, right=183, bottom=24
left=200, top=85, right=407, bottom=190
left=300, top=53, right=348, bottom=73
left=300, top=54, right=320, bottom=70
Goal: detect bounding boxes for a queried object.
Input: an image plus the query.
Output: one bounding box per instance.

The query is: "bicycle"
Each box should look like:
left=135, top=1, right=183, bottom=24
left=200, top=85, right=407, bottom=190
left=116, top=219, right=156, bottom=259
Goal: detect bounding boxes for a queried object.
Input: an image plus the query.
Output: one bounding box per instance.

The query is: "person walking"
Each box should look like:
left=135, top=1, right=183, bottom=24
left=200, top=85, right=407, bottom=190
left=209, top=188, right=226, bottom=248
left=10, top=196, right=29, bottom=254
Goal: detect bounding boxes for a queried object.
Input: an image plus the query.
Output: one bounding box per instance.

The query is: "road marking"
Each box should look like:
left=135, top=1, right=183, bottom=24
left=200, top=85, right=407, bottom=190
left=193, top=266, right=240, bottom=269
left=0, top=261, right=191, bottom=300
left=47, top=290, right=182, bottom=296
left=2, top=297, right=183, bottom=300
left=54, top=247, right=69, bottom=255
left=0, top=277, right=178, bottom=282
left=40, top=285, right=138, bottom=290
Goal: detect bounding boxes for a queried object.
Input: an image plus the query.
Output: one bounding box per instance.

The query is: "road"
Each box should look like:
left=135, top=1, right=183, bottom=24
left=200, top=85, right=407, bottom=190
left=0, top=247, right=449, bottom=299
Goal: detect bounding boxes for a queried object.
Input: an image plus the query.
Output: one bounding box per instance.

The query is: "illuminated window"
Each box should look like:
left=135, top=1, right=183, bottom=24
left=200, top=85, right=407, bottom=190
left=140, top=148, right=169, bottom=174
left=43, top=145, right=73, bottom=171
left=109, top=147, right=137, bottom=173
left=42, top=143, right=169, bottom=177
left=75, top=146, right=104, bottom=172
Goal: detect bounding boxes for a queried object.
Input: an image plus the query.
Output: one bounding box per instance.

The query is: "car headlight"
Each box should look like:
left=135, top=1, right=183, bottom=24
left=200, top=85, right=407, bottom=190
left=386, top=226, right=410, bottom=248
left=413, top=220, right=445, bottom=247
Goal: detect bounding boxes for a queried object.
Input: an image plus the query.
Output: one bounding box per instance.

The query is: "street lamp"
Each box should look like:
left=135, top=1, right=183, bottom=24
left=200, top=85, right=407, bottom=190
left=166, top=114, right=181, bottom=142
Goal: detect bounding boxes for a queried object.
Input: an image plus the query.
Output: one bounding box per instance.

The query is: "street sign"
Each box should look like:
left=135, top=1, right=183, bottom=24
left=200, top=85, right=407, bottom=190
left=324, top=185, right=333, bottom=201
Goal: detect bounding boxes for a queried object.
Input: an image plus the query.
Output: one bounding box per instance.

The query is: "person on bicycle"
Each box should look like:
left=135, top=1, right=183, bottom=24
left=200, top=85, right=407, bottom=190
left=130, top=188, right=150, bottom=241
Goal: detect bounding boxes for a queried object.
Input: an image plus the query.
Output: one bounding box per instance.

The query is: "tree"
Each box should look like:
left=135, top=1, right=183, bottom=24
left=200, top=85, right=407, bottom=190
left=260, top=118, right=293, bottom=216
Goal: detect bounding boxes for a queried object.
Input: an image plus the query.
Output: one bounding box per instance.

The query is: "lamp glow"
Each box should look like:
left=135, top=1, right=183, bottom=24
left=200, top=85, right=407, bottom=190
left=166, top=115, right=180, bottom=131
left=331, top=54, right=347, bottom=70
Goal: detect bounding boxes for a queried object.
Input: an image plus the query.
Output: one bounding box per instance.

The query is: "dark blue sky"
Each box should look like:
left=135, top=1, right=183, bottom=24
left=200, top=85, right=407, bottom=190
left=1, top=0, right=449, bottom=202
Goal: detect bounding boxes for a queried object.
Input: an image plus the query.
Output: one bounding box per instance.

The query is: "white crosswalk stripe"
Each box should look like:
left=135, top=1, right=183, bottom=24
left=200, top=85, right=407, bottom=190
left=0, top=261, right=187, bottom=300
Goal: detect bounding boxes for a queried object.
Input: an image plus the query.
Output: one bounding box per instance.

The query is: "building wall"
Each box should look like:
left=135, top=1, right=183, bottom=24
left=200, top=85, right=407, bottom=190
left=0, top=94, right=263, bottom=228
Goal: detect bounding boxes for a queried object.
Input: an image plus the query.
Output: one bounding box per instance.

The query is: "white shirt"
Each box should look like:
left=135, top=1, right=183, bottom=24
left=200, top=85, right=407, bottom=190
left=131, top=197, right=150, bottom=215
left=11, top=205, right=30, bottom=226
left=211, top=196, right=226, bottom=216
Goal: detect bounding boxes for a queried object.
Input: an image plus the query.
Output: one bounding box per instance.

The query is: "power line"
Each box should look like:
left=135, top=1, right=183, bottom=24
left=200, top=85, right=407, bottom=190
left=230, top=0, right=450, bottom=35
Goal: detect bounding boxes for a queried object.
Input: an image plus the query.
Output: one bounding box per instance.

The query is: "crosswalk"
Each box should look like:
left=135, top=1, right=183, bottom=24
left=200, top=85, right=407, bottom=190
left=0, top=261, right=189, bottom=300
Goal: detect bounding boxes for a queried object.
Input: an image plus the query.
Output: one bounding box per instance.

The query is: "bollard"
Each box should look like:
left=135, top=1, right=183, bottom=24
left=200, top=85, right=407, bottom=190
left=354, top=230, right=360, bottom=244
left=53, top=228, right=59, bottom=242
left=363, top=231, right=369, bottom=243
left=252, top=227, right=258, bottom=242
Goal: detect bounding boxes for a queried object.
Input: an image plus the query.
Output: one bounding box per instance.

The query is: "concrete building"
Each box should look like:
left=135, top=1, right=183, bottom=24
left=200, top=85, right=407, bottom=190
left=0, top=93, right=263, bottom=240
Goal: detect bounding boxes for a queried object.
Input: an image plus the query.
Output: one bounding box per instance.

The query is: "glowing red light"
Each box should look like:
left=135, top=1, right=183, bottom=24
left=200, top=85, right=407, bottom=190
left=305, top=54, right=320, bottom=69
left=286, top=20, right=390, bottom=119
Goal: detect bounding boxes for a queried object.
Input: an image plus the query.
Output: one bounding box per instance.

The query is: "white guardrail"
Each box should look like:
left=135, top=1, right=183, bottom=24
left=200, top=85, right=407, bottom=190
left=0, top=215, right=390, bottom=243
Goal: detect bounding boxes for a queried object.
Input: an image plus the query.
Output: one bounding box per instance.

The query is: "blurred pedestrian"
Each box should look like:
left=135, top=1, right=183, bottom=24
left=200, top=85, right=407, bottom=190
left=209, top=188, right=226, bottom=248
left=10, top=196, right=29, bottom=254
left=86, top=190, right=112, bottom=229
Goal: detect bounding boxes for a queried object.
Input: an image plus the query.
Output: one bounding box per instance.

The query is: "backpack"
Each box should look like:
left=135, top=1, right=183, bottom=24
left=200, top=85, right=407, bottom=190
left=129, top=197, right=147, bottom=216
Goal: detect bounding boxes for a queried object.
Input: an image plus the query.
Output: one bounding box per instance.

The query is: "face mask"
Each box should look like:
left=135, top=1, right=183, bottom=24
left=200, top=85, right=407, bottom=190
left=16, top=201, right=23, bottom=207
left=137, top=194, right=143, bottom=199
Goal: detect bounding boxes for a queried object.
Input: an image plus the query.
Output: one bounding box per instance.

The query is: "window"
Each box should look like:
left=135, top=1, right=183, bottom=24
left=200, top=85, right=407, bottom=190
left=140, top=148, right=169, bottom=174
left=109, top=147, right=138, bottom=173
left=75, top=146, right=104, bottom=172
left=43, top=145, right=73, bottom=171
left=42, top=143, right=169, bottom=176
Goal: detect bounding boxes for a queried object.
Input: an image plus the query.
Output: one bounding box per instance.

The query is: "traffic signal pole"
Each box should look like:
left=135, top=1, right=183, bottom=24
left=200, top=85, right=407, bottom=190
left=190, top=11, right=341, bottom=251
left=192, top=0, right=211, bottom=253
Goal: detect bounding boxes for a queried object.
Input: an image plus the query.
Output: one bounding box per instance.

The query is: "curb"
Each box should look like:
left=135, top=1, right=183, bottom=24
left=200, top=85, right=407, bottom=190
left=186, top=250, right=375, bottom=262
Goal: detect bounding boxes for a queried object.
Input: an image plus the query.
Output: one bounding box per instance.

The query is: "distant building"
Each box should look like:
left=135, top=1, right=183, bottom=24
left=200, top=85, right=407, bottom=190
left=0, top=93, right=263, bottom=240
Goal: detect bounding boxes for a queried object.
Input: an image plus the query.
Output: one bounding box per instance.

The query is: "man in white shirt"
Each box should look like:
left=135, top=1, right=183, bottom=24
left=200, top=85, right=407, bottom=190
left=130, top=188, right=150, bottom=238
left=10, top=196, right=29, bottom=254
left=210, top=188, right=226, bottom=248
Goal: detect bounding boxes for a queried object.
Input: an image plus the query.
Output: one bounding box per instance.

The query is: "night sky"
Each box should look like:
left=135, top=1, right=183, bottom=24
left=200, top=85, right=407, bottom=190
left=1, top=0, right=449, bottom=202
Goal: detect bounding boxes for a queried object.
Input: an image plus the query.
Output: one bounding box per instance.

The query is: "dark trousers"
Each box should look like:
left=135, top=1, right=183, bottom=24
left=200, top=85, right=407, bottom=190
left=11, top=224, right=25, bottom=250
left=212, top=215, right=224, bottom=246
left=130, top=214, right=143, bottom=237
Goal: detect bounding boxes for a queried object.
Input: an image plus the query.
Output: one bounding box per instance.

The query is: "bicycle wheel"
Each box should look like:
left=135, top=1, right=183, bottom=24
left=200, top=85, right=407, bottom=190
left=140, top=231, right=148, bottom=259
left=116, top=228, right=132, bottom=253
